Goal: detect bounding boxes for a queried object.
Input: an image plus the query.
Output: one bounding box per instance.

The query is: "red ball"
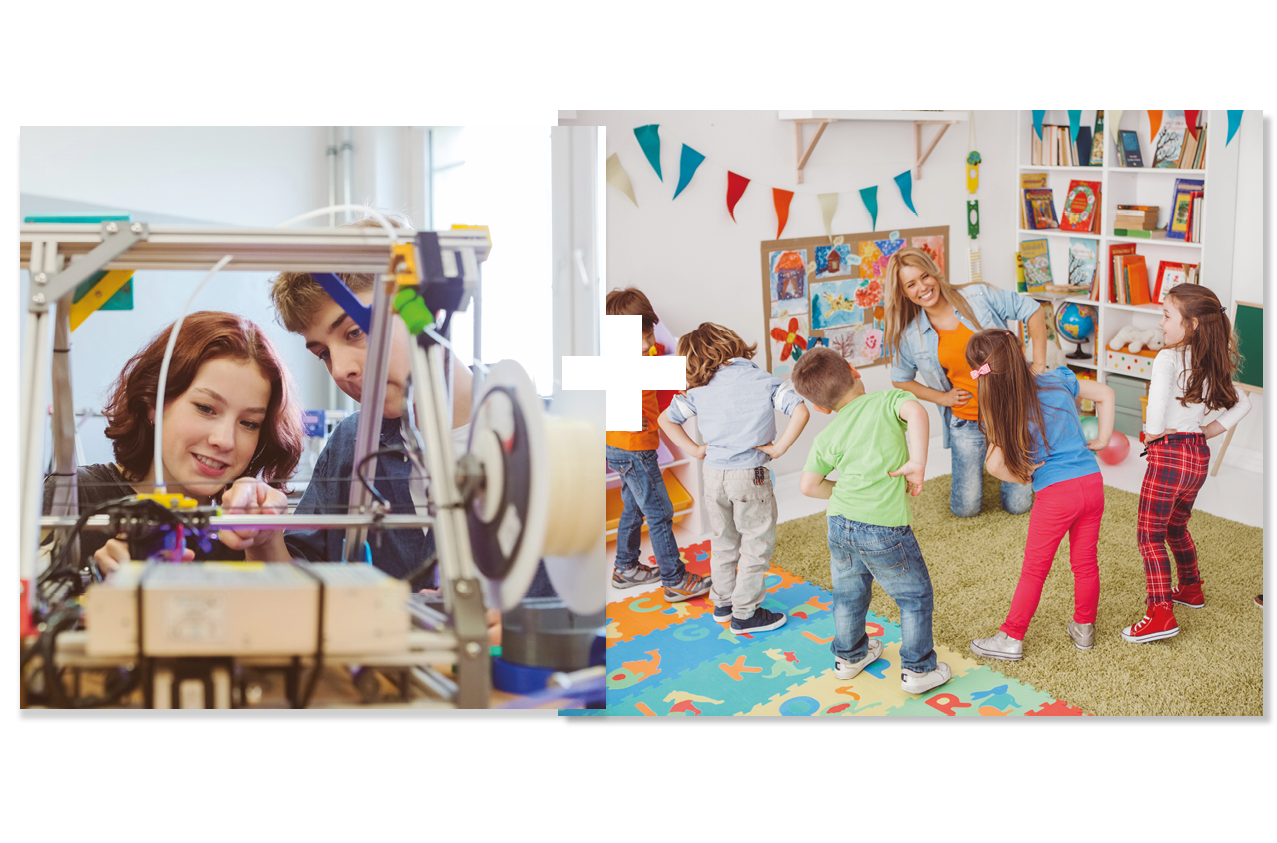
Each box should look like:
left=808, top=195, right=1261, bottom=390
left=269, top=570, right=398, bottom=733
left=1098, top=430, right=1130, bottom=465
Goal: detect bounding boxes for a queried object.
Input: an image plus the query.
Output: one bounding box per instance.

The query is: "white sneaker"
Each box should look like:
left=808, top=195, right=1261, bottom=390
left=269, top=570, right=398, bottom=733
left=970, top=631, right=1024, bottom=661
left=901, top=662, right=952, bottom=694
left=833, top=640, right=883, bottom=680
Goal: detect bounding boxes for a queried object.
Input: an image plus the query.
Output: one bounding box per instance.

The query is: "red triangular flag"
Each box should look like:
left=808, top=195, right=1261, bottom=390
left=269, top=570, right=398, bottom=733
left=773, top=188, right=794, bottom=238
left=726, top=171, right=750, bottom=222
left=1184, top=110, right=1201, bottom=140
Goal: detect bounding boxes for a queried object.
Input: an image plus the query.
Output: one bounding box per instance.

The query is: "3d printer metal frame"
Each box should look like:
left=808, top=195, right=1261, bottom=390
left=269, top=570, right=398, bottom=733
left=21, top=222, right=495, bottom=708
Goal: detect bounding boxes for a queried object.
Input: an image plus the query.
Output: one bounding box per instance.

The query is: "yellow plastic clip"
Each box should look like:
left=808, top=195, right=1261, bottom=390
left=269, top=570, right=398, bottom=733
left=69, top=270, right=134, bottom=331
left=451, top=224, right=492, bottom=256
left=137, top=492, right=199, bottom=510
left=391, top=242, right=419, bottom=288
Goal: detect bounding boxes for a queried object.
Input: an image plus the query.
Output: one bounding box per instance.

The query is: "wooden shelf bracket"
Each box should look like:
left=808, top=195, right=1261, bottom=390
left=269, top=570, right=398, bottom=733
left=794, top=118, right=835, bottom=185
left=914, top=119, right=959, bottom=180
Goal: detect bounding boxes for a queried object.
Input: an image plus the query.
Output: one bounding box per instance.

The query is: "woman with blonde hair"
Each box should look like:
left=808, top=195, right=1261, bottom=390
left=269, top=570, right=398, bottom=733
left=884, top=247, right=1048, bottom=518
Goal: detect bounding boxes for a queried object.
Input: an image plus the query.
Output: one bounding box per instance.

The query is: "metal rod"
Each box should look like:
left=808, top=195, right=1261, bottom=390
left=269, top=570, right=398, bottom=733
left=341, top=274, right=397, bottom=561
left=39, top=513, right=436, bottom=531
left=341, top=127, right=353, bottom=224
left=20, top=306, right=51, bottom=588
left=327, top=127, right=338, bottom=228
left=411, top=665, right=457, bottom=701
left=49, top=295, right=80, bottom=566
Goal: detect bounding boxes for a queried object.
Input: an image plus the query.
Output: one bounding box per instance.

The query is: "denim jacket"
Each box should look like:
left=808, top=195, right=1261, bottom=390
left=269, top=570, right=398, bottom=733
left=888, top=283, right=1040, bottom=449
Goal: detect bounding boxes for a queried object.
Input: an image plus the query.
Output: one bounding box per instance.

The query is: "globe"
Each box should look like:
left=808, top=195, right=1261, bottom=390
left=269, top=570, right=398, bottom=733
left=1055, top=301, right=1096, bottom=360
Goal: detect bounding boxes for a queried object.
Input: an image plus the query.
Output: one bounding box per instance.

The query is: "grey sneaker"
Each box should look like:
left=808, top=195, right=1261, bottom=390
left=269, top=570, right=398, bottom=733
left=901, top=662, right=952, bottom=694
left=612, top=564, right=661, bottom=589
left=970, top=631, right=1024, bottom=661
left=1067, top=621, right=1095, bottom=651
left=834, top=639, right=883, bottom=680
left=663, top=571, right=712, bottom=603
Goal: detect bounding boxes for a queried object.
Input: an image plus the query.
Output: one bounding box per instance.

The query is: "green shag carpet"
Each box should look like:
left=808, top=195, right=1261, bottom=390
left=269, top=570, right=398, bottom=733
left=775, top=472, right=1264, bottom=716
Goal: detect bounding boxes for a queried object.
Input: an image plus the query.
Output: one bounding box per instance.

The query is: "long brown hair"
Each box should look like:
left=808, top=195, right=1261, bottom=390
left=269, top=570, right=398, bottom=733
left=1163, top=285, right=1243, bottom=411
left=103, top=311, right=304, bottom=489
left=677, top=322, right=756, bottom=389
left=883, top=247, right=988, bottom=365
left=964, top=329, right=1069, bottom=484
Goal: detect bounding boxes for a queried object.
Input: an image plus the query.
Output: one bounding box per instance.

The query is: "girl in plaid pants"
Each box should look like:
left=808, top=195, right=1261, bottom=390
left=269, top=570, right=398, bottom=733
left=1123, top=286, right=1252, bottom=643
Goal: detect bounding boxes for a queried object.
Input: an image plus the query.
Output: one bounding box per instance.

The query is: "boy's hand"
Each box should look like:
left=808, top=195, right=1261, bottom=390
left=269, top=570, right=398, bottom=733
left=219, top=477, right=288, bottom=550
left=755, top=441, right=787, bottom=459
left=692, top=443, right=708, bottom=460
left=888, top=459, right=926, bottom=496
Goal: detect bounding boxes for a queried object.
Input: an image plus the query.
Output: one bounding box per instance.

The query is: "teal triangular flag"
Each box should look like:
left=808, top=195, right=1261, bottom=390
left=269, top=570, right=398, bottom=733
left=1032, top=110, right=1046, bottom=140
left=1068, top=110, right=1081, bottom=142
left=894, top=171, right=918, bottom=216
left=859, top=186, right=879, bottom=230
left=634, top=124, right=662, bottom=181
left=672, top=144, right=705, bottom=200
left=1227, top=111, right=1243, bottom=145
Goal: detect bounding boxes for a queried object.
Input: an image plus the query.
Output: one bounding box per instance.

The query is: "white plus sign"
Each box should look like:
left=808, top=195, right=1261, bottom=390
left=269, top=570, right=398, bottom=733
left=561, top=314, right=686, bottom=431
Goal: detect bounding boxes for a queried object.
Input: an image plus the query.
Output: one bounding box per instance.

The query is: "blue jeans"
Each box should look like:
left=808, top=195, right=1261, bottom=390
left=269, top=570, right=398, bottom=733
left=948, top=416, right=1034, bottom=518
left=827, top=516, right=937, bottom=673
left=606, top=445, right=685, bottom=586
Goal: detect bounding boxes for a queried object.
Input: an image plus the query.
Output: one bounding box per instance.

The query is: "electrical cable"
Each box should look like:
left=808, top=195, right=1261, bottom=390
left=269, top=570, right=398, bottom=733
left=152, top=255, right=234, bottom=490
left=275, top=205, right=402, bottom=243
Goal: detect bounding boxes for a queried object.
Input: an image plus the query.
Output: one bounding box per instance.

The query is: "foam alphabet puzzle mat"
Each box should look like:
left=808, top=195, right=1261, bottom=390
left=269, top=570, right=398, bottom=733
left=600, top=540, right=1087, bottom=717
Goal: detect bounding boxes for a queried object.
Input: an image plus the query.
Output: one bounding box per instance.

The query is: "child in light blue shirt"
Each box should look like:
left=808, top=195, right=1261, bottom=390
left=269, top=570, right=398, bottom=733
left=659, top=322, right=809, bottom=635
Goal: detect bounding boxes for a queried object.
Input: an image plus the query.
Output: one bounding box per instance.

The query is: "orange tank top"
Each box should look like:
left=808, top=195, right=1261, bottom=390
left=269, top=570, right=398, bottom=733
left=935, top=321, right=980, bottom=421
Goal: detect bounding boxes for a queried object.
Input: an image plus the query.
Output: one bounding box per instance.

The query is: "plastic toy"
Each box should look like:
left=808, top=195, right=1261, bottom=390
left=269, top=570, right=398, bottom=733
left=1097, top=430, right=1131, bottom=465
left=1079, top=415, right=1100, bottom=441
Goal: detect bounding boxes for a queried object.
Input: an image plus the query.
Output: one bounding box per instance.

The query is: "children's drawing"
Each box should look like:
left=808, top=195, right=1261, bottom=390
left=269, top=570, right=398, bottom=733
left=858, top=241, right=885, bottom=280
left=855, top=326, right=885, bottom=366
left=854, top=278, right=883, bottom=310
left=910, top=235, right=945, bottom=274
left=825, top=324, right=864, bottom=361
left=814, top=244, right=853, bottom=279
left=769, top=315, right=809, bottom=367
left=810, top=280, right=864, bottom=331
left=769, top=249, right=808, bottom=314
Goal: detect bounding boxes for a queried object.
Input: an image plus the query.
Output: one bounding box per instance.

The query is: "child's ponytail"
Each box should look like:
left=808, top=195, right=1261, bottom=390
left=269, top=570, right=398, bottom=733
left=965, top=329, right=1051, bottom=485
left=1164, top=285, right=1242, bottom=412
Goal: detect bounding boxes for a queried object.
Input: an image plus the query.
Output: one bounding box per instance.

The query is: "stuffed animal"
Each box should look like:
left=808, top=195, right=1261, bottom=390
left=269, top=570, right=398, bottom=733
left=1107, top=325, right=1165, bottom=354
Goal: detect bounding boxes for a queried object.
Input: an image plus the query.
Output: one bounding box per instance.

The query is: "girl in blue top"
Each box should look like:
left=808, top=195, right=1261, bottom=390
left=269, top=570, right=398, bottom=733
left=961, top=329, right=1116, bottom=661
left=884, top=247, right=1048, bottom=519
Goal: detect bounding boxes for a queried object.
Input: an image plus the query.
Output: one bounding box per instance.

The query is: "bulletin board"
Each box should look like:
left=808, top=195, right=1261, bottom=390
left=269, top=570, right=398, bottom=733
left=759, top=225, right=949, bottom=377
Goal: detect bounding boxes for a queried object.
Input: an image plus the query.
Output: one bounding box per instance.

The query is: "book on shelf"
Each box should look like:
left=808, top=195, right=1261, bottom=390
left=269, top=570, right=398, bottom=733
left=1192, top=125, right=1207, bottom=168
left=1024, top=188, right=1059, bottom=230
left=1059, top=179, right=1102, bottom=232
left=1120, top=254, right=1152, bottom=306
left=1167, top=178, right=1204, bottom=241
left=1019, top=172, right=1048, bottom=228
left=1153, top=111, right=1188, bottom=169
left=1089, top=111, right=1105, bottom=166
left=1153, top=259, right=1199, bottom=303
left=1076, top=126, right=1093, bottom=168
left=1108, top=242, right=1138, bottom=303
left=1113, top=228, right=1169, bottom=239
left=1068, top=237, right=1098, bottom=296
left=1176, top=125, right=1200, bottom=170
left=1114, top=204, right=1158, bottom=229
left=1015, top=251, right=1027, bottom=292
left=1119, top=130, right=1144, bottom=167
left=1020, top=238, right=1052, bottom=291
left=1185, top=191, right=1204, bottom=243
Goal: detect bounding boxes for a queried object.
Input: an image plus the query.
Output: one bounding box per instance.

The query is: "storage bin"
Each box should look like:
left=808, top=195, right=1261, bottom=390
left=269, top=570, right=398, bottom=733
left=1115, top=407, right=1144, bottom=438
left=1107, top=372, right=1150, bottom=412
left=1106, top=348, right=1157, bottom=378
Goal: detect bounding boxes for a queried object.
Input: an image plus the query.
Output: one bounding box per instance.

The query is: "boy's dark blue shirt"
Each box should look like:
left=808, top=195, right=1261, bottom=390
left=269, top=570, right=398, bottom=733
left=285, top=411, right=433, bottom=581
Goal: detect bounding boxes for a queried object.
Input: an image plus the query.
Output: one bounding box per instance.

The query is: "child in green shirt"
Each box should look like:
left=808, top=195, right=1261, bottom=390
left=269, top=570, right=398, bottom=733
left=791, top=347, right=951, bottom=695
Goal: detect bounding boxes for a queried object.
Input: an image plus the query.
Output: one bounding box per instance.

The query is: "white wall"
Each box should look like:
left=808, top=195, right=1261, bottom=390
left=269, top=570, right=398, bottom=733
left=1225, top=110, right=1264, bottom=456
left=563, top=109, right=1019, bottom=478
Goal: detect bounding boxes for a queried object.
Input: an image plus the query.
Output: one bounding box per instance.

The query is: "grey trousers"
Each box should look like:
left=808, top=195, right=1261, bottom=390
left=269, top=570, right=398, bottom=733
left=703, top=466, right=778, bottom=619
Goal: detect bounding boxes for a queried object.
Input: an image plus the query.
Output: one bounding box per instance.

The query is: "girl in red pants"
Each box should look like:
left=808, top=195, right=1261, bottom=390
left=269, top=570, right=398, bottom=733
left=1123, top=285, right=1251, bottom=643
left=962, top=330, right=1116, bottom=661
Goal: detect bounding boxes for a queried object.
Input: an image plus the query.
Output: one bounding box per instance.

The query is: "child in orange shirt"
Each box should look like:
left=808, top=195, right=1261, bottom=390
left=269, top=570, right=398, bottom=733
left=605, top=287, right=711, bottom=602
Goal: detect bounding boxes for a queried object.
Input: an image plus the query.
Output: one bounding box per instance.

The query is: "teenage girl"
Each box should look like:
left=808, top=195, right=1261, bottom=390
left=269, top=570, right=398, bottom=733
left=962, top=329, right=1116, bottom=660
left=1122, top=285, right=1251, bottom=643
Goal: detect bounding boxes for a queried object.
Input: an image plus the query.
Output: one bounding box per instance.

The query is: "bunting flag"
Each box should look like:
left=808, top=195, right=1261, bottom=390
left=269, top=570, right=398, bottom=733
left=1147, top=110, right=1163, bottom=142
left=606, top=153, right=638, bottom=207
left=1067, top=110, right=1081, bottom=143
left=894, top=170, right=918, bottom=216
left=673, top=144, right=705, bottom=199
left=1184, top=110, right=1201, bottom=141
left=773, top=188, right=794, bottom=238
left=1227, top=110, right=1243, bottom=145
left=818, top=193, right=838, bottom=238
left=1109, top=110, right=1124, bottom=153
left=1032, top=110, right=1045, bottom=140
left=634, top=124, right=663, bottom=181
left=726, top=171, right=750, bottom=221
left=859, top=186, right=879, bottom=230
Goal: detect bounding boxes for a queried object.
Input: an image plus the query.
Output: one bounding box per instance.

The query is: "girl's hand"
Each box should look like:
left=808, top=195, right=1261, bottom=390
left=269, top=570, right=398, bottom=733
left=1030, top=361, right=1049, bottom=376
left=95, top=535, right=193, bottom=573
left=1028, top=460, right=1045, bottom=476
left=219, top=477, right=288, bottom=551
left=755, top=442, right=786, bottom=459
left=1086, top=439, right=1110, bottom=452
left=888, top=459, right=926, bottom=496
left=941, top=387, right=971, bottom=408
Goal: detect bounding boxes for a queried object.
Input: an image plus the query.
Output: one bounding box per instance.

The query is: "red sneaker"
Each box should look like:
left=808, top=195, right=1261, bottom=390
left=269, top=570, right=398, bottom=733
left=1122, top=602, right=1179, bottom=643
left=1171, top=582, right=1205, bottom=609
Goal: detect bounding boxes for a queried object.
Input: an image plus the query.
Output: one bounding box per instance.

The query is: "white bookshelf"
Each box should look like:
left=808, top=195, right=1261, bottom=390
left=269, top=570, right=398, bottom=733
left=1014, top=110, right=1241, bottom=384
